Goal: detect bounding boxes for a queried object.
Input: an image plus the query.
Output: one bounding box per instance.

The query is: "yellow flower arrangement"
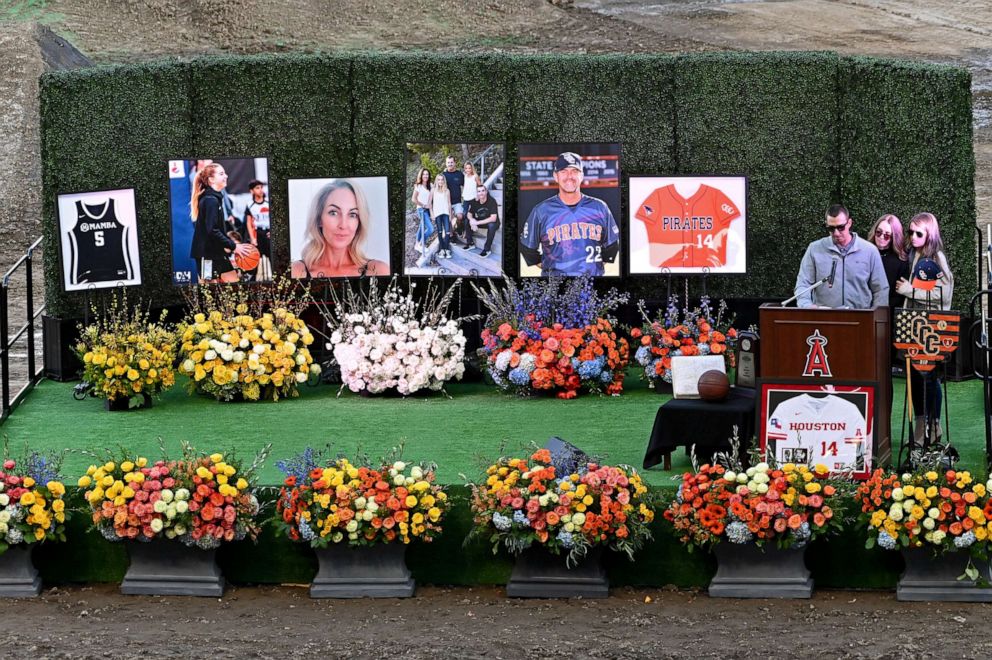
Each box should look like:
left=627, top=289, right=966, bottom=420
left=176, top=279, right=321, bottom=401
left=0, top=451, right=70, bottom=552
left=75, top=294, right=176, bottom=403
left=178, top=307, right=319, bottom=401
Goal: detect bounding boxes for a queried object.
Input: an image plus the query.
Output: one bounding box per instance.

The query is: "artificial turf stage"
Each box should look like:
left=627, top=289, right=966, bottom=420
left=5, top=372, right=988, bottom=486
left=6, top=373, right=989, bottom=588
left=0, top=377, right=985, bottom=487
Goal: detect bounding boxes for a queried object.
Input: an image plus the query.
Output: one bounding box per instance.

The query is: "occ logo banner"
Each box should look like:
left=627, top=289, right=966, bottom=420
left=893, top=309, right=961, bottom=373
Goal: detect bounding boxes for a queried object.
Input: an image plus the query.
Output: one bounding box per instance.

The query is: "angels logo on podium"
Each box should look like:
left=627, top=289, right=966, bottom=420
left=802, top=329, right=832, bottom=377
left=894, top=309, right=961, bottom=372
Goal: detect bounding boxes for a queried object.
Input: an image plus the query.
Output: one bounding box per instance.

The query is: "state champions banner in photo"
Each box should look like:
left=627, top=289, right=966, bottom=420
left=893, top=309, right=961, bottom=373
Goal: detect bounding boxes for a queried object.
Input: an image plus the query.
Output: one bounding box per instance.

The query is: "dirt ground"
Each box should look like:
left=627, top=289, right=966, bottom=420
left=5, top=0, right=992, bottom=655
left=4, top=583, right=992, bottom=658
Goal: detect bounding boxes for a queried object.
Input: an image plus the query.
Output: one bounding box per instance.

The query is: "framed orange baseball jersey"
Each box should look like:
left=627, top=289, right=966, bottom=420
left=628, top=176, right=747, bottom=274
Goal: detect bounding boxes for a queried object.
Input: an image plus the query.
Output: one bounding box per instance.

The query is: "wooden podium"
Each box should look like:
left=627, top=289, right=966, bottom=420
left=758, top=304, right=891, bottom=467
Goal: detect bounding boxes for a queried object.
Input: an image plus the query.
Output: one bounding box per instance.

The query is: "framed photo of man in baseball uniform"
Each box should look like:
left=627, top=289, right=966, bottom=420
left=759, top=381, right=874, bottom=479
left=517, top=143, right=621, bottom=278
left=629, top=175, right=747, bottom=274
left=57, top=188, right=142, bottom=292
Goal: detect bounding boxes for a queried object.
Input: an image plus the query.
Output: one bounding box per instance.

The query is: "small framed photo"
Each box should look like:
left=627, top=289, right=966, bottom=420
left=57, top=188, right=141, bottom=291
left=404, top=143, right=506, bottom=277
left=287, top=177, right=391, bottom=279
left=759, top=382, right=874, bottom=479
left=628, top=175, right=747, bottom=274
left=518, top=143, right=621, bottom=278
left=167, top=157, right=273, bottom=285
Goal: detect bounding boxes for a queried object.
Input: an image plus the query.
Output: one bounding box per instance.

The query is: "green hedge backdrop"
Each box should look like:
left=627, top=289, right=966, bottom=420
left=40, top=52, right=975, bottom=318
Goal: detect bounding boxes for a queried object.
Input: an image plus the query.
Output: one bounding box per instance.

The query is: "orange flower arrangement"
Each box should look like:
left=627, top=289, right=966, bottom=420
left=664, top=462, right=845, bottom=550
left=856, top=467, right=992, bottom=554
left=274, top=450, right=448, bottom=547
left=468, top=448, right=655, bottom=565
left=474, top=276, right=630, bottom=399
left=631, top=294, right=737, bottom=387
left=481, top=319, right=629, bottom=399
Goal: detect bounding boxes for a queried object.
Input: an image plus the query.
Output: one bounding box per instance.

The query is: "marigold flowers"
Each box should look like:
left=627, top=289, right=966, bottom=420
left=856, top=467, right=992, bottom=553
left=468, top=449, right=654, bottom=565
left=664, top=462, right=843, bottom=551
left=274, top=451, right=449, bottom=546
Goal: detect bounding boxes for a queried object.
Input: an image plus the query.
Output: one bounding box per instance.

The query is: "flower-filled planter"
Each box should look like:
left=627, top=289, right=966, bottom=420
left=315, top=277, right=470, bottom=396
left=474, top=276, right=630, bottom=399
left=0, top=453, right=69, bottom=597
left=275, top=449, right=449, bottom=598
left=631, top=293, right=737, bottom=389
left=468, top=448, right=654, bottom=598
left=665, top=462, right=844, bottom=598
left=79, top=446, right=265, bottom=596
left=856, top=467, right=992, bottom=602
left=75, top=295, right=176, bottom=410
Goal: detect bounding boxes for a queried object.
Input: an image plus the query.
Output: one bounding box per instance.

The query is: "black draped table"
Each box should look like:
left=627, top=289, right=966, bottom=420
left=643, top=387, right=756, bottom=470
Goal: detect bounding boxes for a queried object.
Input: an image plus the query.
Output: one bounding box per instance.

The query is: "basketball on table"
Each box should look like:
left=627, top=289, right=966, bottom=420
left=234, top=244, right=260, bottom=271
left=697, top=370, right=730, bottom=402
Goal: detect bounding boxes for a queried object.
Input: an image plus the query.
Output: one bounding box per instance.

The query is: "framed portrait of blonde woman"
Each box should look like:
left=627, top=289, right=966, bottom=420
left=287, top=177, right=392, bottom=279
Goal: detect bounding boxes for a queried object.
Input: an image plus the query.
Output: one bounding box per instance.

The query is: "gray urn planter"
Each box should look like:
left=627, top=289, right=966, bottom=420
left=506, top=546, right=608, bottom=599
left=311, top=543, right=415, bottom=598
left=121, top=540, right=224, bottom=597
left=709, top=543, right=812, bottom=599
left=897, top=549, right=992, bottom=602
left=0, top=544, right=42, bottom=597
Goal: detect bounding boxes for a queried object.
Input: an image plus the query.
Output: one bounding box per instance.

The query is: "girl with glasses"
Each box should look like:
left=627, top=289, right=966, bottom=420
left=895, top=212, right=954, bottom=452
left=869, top=214, right=909, bottom=373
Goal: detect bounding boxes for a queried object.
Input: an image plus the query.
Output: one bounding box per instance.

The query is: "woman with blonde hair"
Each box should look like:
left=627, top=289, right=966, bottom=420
left=458, top=160, right=480, bottom=244
left=894, top=212, right=954, bottom=452
left=291, top=179, right=389, bottom=278
left=189, top=162, right=252, bottom=283
left=431, top=173, right=452, bottom=259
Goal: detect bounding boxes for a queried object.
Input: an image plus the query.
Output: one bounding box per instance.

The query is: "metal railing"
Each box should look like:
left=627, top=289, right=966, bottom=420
left=1, top=237, right=45, bottom=422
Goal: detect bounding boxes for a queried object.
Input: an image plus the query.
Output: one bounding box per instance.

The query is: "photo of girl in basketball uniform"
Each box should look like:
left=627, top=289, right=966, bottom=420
left=167, top=157, right=272, bottom=285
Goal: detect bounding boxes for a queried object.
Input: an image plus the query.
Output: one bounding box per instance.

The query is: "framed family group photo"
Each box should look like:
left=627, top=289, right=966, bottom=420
left=404, top=142, right=505, bottom=277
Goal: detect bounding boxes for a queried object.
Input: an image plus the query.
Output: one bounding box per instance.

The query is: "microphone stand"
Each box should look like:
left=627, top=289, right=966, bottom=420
left=781, top=274, right=831, bottom=307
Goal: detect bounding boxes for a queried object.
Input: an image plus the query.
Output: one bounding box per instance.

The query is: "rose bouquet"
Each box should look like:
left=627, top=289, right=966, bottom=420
left=467, top=448, right=654, bottom=565
left=473, top=276, right=630, bottom=398
left=631, top=291, right=737, bottom=387
left=274, top=448, right=449, bottom=546
left=664, top=461, right=844, bottom=551
left=80, top=444, right=266, bottom=549
left=856, top=467, right=992, bottom=555
left=178, top=283, right=318, bottom=401
left=0, top=450, right=69, bottom=553
left=183, top=449, right=265, bottom=548
left=75, top=293, right=176, bottom=405
left=313, top=277, right=470, bottom=395
left=80, top=456, right=189, bottom=541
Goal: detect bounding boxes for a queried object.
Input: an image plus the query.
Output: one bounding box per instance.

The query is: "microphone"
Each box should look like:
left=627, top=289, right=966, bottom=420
left=827, top=260, right=837, bottom=288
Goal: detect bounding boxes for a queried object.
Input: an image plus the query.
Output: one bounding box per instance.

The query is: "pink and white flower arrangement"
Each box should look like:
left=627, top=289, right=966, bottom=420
left=316, top=277, right=473, bottom=395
